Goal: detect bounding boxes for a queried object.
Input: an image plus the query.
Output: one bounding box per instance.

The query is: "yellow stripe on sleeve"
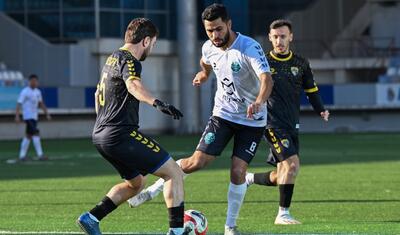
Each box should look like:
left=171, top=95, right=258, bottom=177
left=127, top=75, right=141, bottom=81
left=304, top=86, right=319, bottom=93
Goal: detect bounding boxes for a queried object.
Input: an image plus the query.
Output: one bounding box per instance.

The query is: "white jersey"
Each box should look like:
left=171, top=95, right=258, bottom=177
left=17, top=87, right=43, bottom=120
left=202, top=33, right=270, bottom=127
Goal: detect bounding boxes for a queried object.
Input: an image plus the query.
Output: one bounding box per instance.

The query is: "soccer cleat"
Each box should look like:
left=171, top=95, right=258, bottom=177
left=224, top=225, right=240, bottom=235
left=18, top=157, right=29, bottom=162
left=245, top=172, right=254, bottom=187
left=274, top=213, right=301, bottom=225
left=127, top=189, right=152, bottom=208
left=166, top=226, right=193, bottom=235
left=76, top=212, right=102, bottom=235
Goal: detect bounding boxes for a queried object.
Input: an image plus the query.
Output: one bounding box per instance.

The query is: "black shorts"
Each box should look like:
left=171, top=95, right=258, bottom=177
left=265, top=128, right=299, bottom=166
left=94, top=129, right=171, bottom=180
left=25, top=119, right=39, bottom=135
left=196, top=116, right=265, bottom=164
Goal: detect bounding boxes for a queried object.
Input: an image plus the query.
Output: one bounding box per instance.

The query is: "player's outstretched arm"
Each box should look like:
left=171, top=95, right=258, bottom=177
left=125, top=79, right=183, bottom=120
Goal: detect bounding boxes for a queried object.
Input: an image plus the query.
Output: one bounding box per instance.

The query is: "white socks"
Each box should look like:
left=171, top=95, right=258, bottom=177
left=19, top=137, right=30, bottom=159
left=32, top=136, right=43, bottom=157
left=226, top=182, right=247, bottom=228
left=147, top=159, right=188, bottom=199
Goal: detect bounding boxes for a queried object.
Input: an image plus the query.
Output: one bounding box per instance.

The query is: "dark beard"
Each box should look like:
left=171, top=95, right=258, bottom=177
left=213, top=31, right=230, bottom=48
left=139, top=47, right=150, bottom=61
left=139, top=51, right=147, bottom=61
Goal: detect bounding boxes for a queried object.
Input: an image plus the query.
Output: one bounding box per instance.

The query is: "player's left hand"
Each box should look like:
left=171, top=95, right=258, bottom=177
left=46, top=114, right=52, bottom=121
left=247, top=102, right=261, bottom=119
left=320, top=110, right=330, bottom=122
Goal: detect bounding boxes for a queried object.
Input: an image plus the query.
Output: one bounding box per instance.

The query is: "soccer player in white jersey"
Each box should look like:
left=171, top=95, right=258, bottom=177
left=127, top=4, right=273, bottom=235
left=15, top=74, right=51, bottom=161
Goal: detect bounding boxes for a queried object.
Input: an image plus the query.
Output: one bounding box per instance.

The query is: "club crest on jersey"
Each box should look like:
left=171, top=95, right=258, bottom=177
left=281, top=139, right=290, bottom=148
left=204, top=132, right=215, bottom=144
left=231, top=61, right=241, bottom=73
left=291, top=67, right=299, bottom=76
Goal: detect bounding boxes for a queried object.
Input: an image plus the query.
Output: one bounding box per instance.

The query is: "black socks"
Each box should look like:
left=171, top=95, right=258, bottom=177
left=279, top=184, right=294, bottom=208
left=89, top=196, right=117, bottom=221
left=168, top=202, right=184, bottom=228
left=254, top=171, right=277, bottom=186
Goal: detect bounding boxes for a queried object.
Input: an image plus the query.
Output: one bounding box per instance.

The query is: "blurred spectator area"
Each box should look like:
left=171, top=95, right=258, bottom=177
left=1, top=0, right=400, bottom=136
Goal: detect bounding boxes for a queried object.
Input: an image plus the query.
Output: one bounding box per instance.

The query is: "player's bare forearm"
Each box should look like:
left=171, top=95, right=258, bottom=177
left=200, top=59, right=212, bottom=78
left=125, top=79, right=156, bottom=106
left=15, top=103, right=21, bottom=122
left=39, top=102, right=48, bottom=115
left=15, top=103, right=21, bottom=116
left=194, top=59, right=212, bottom=86
left=256, top=72, right=274, bottom=104
left=39, top=101, right=51, bottom=120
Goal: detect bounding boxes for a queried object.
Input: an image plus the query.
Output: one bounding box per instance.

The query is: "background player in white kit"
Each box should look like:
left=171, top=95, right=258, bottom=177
left=15, top=74, right=51, bottom=161
left=127, top=4, right=274, bottom=235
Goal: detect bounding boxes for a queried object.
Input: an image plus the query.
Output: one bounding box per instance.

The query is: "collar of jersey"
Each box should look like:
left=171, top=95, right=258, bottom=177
left=221, top=32, right=241, bottom=51
left=269, top=50, right=293, bottom=61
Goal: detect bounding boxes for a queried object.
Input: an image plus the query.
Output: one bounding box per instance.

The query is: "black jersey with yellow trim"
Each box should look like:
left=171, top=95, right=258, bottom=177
left=266, top=50, right=319, bottom=130
left=93, top=49, right=142, bottom=144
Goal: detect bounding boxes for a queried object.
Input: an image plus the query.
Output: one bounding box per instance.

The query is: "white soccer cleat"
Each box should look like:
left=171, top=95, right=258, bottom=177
left=127, top=189, right=152, bottom=208
left=245, top=172, right=254, bottom=187
left=274, top=213, right=302, bottom=225
left=224, top=225, right=240, bottom=235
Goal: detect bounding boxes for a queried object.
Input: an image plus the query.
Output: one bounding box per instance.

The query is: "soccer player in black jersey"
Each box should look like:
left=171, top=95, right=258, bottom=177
left=246, top=19, right=330, bottom=225
left=76, top=18, right=189, bottom=235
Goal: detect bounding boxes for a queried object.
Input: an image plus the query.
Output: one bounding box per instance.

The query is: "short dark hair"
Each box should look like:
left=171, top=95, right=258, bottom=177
left=201, top=3, right=230, bottom=22
left=125, top=18, right=159, bottom=44
left=270, top=19, right=292, bottom=33
left=28, top=74, right=38, bottom=80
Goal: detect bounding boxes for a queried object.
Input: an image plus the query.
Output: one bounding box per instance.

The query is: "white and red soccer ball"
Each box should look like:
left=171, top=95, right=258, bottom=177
left=184, top=209, right=208, bottom=235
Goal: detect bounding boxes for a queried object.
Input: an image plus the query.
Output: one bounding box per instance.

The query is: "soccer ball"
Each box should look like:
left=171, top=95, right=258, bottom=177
left=184, top=209, right=208, bottom=235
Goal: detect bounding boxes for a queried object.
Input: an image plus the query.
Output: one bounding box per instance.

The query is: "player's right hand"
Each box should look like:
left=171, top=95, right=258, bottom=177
left=193, top=71, right=208, bottom=86
left=15, top=115, right=21, bottom=123
left=247, top=102, right=261, bottom=119
left=153, top=99, right=183, bottom=120
left=320, top=110, right=330, bottom=122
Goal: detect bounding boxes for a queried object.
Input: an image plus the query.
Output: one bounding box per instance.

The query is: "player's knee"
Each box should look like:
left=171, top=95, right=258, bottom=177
left=288, top=163, right=299, bottom=177
left=282, top=161, right=299, bottom=178
left=230, top=165, right=247, bottom=183
left=126, top=175, right=145, bottom=192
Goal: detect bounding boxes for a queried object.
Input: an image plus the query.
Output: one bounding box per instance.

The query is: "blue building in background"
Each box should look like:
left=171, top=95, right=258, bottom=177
left=0, top=0, right=254, bottom=43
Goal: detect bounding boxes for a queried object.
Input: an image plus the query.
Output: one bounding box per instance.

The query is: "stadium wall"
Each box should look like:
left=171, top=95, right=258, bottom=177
left=1, top=83, right=400, bottom=140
